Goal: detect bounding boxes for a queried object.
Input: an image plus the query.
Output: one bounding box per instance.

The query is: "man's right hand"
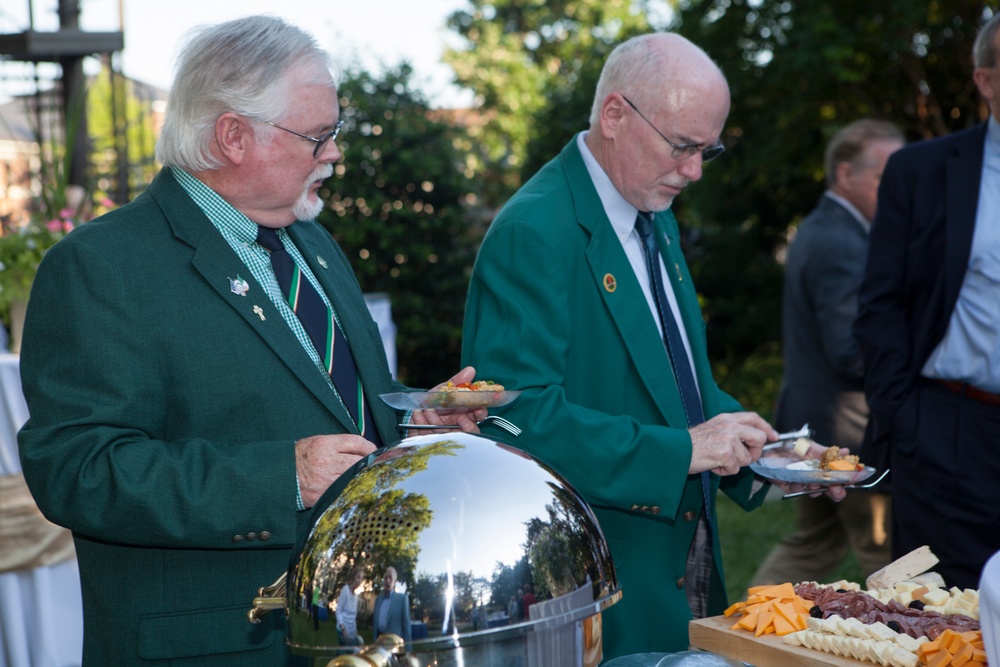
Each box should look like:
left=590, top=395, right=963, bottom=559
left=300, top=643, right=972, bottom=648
left=295, top=435, right=377, bottom=508
left=688, top=412, right=777, bottom=476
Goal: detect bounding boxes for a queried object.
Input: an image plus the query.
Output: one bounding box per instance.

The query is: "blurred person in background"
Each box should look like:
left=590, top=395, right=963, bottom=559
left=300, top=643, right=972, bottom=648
left=751, top=119, right=904, bottom=586
left=373, top=566, right=411, bottom=642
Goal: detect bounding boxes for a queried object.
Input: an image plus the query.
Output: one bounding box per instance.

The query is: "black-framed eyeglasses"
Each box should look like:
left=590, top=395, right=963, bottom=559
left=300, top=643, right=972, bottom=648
left=265, top=119, right=344, bottom=158
left=621, top=96, right=725, bottom=163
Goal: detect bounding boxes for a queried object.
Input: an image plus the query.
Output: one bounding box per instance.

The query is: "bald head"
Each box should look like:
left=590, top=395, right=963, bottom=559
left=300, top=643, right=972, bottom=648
left=585, top=32, right=731, bottom=212
left=589, top=33, right=729, bottom=128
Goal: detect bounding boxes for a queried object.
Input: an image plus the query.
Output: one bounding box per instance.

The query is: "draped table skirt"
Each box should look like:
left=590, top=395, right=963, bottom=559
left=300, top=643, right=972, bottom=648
left=0, top=353, right=83, bottom=667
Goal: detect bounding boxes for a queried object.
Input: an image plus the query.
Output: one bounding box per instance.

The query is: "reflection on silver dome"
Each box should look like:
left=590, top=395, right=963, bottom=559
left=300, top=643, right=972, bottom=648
left=286, top=432, right=621, bottom=665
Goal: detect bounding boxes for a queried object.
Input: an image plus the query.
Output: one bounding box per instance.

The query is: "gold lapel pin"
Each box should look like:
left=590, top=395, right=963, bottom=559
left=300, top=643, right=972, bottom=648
left=253, top=305, right=266, bottom=321
left=603, top=273, right=617, bottom=293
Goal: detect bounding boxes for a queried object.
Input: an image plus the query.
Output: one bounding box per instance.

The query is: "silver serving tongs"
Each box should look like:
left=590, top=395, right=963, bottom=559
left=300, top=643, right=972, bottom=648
left=762, top=423, right=814, bottom=451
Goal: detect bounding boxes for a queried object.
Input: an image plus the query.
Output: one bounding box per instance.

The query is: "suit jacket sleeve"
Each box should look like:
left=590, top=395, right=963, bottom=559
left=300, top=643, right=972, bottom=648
left=802, top=213, right=867, bottom=380
left=854, top=152, right=920, bottom=433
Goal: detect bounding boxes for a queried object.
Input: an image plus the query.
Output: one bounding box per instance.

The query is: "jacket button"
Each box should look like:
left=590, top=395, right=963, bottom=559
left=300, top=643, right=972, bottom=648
left=683, top=511, right=696, bottom=522
left=259, top=531, right=271, bottom=541
left=651, top=506, right=660, bottom=515
left=676, top=577, right=686, bottom=589
left=232, top=535, right=244, bottom=543
left=247, top=532, right=257, bottom=541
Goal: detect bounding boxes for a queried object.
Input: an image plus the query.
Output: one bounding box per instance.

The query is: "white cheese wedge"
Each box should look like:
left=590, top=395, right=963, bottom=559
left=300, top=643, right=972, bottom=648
left=866, top=546, right=940, bottom=590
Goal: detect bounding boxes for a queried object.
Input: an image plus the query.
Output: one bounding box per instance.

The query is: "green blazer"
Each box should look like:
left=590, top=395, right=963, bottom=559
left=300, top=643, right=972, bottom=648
left=462, top=136, right=766, bottom=658
left=17, top=169, right=405, bottom=666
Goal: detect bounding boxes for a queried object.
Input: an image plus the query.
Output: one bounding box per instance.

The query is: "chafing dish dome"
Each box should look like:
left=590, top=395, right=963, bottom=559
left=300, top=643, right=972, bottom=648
left=285, top=432, right=621, bottom=665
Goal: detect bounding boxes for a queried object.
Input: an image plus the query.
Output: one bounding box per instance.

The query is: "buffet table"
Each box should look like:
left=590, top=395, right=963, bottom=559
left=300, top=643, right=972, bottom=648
left=0, top=353, right=84, bottom=667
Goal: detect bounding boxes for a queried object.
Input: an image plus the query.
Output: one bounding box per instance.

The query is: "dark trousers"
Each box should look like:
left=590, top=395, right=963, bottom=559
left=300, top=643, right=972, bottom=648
left=890, top=380, right=1000, bottom=589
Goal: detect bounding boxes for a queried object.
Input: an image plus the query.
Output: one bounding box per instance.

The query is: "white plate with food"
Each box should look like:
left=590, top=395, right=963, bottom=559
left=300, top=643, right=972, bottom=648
left=750, top=457, right=876, bottom=485
left=380, top=382, right=520, bottom=410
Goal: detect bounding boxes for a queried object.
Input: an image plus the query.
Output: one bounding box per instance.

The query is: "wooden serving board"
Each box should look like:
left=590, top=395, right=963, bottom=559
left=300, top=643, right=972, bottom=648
left=689, top=615, right=871, bottom=667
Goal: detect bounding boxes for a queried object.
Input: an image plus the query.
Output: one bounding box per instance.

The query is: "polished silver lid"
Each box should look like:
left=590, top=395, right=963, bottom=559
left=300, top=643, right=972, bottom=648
left=286, top=432, right=621, bottom=657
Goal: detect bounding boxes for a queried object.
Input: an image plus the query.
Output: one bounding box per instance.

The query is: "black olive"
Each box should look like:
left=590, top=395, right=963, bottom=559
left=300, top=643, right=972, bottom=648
left=836, top=588, right=848, bottom=593
left=908, top=600, right=925, bottom=610
left=887, top=620, right=902, bottom=633
left=809, top=605, right=823, bottom=618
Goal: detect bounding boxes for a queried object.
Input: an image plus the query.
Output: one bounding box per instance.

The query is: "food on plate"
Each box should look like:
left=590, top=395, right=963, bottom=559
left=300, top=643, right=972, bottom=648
left=440, top=380, right=505, bottom=392
left=429, top=380, right=507, bottom=407
left=790, top=436, right=812, bottom=458
left=819, top=445, right=862, bottom=471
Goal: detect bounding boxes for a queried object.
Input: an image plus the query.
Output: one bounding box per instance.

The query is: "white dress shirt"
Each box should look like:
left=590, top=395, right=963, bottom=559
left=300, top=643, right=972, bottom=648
left=576, top=132, right=700, bottom=386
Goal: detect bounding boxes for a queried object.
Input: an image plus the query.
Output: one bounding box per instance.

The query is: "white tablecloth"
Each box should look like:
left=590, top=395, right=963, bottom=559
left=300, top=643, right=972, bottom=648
left=981, top=550, right=1000, bottom=666
left=0, top=353, right=83, bottom=667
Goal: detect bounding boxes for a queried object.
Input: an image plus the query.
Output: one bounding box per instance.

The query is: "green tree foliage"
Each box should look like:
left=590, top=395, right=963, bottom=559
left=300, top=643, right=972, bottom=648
left=443, top=0, right=994, bottom=416
left=444, top=0, right=669, bottom=204
left=674, top=0, right=992, bottom=374
left=85, top=65, right=161, bottom=206
left=489, top=556, right=532, bottom=609
left=319, top=65, right=477, bottom=387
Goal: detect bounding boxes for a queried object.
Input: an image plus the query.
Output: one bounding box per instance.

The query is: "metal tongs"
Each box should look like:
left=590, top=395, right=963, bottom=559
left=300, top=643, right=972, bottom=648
left=762, top=423, right=814, bottom=451
left=781, top=468, right=891, bottom=499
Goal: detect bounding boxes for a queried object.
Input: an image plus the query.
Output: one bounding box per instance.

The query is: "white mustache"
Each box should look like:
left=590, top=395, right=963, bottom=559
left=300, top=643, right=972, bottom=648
left=308, top=164, right=334, bottom=183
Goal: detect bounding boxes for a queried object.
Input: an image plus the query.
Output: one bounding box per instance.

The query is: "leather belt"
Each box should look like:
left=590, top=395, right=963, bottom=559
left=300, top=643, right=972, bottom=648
left=934, top=379, right=1000, bottom=408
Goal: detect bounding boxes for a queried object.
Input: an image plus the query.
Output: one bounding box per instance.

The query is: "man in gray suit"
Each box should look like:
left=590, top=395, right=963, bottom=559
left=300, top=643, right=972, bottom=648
left=373, top=567, right=411, bottom=642
left=752, top=120, right=904, bottom=586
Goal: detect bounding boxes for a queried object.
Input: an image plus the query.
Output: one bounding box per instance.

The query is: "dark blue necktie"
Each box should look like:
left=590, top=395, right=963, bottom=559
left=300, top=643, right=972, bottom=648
left=257, top=226, right=381, bottom=447
left=636, top=211, right=713, bottom=617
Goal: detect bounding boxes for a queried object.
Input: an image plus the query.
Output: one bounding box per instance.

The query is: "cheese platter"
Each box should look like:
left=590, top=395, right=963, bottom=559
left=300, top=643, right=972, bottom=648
left=690, top=614, right=871, bottom=667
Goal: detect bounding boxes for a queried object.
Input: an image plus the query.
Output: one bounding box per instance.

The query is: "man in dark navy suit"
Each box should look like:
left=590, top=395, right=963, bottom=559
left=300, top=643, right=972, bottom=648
left=855, top=13, right=1000, bottom=590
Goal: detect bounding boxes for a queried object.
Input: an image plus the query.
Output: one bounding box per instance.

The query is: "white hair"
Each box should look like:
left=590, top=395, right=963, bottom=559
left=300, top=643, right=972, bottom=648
left=156, top=15, right=337, bottom=171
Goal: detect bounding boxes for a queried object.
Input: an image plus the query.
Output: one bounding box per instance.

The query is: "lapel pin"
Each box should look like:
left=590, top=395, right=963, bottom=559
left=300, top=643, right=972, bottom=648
left=229, top=275, right=249, bottom=296
left=675, top=263, right=683, bottom=282
left=603, top=273, right=617, bottom=293
left=253, top=305, right=266, bottom=321
left=317, top=256, right=328, bottom=269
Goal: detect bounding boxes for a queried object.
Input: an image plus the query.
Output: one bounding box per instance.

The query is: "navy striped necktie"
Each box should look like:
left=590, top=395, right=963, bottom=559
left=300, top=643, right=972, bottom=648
left=257, top=226, right=381, bottom=447
left=636, top=211, right=714, bottom=617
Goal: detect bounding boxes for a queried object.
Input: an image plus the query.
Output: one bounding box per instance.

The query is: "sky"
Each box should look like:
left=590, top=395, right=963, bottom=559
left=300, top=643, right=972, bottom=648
left=1, top=0, right=474, bottom=107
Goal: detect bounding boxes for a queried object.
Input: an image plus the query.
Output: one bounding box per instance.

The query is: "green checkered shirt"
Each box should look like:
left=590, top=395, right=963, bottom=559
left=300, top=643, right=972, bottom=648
left=172, top=167, right=354, bottom=510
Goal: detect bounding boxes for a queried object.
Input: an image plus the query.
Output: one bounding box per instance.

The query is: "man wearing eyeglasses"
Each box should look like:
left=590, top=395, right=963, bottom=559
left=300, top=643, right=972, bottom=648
left=463, top=32, right=844, bottom=659
left=17, top=15, right=483, bottom=666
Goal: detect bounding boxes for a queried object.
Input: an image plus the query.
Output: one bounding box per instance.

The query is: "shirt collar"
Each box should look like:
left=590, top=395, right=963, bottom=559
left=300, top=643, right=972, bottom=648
left=985, top=115, right=1000, bottom=161
left=170, top=166, right=276, bottom=246
left=576, top=132, right=644, bottom=241
left=823, top=190, right=871, bottom=233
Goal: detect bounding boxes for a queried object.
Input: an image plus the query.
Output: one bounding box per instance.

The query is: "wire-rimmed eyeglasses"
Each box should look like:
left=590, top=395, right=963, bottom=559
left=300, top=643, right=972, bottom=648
left=265, top=119, right=345, bottom=158
left=621, top=96, right=725, bottom=163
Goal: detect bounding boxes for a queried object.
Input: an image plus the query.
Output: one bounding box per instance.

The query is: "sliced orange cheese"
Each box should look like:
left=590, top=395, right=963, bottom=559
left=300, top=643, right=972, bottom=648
left=917, top=629, right=985, bottom=667
left=726, top=583, right=813, bottom=638
left=754, top=610, right=775, bottom=637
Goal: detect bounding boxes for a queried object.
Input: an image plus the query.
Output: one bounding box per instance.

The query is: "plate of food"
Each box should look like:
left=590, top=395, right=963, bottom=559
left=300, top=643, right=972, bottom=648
left=380, top=381, right=520, bottom=410
left=750, top=446, right=876, bottom=486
